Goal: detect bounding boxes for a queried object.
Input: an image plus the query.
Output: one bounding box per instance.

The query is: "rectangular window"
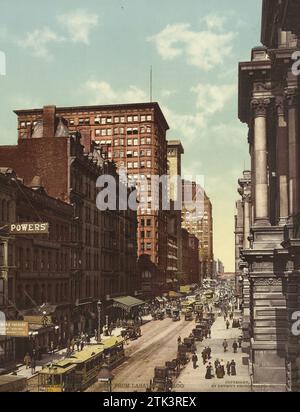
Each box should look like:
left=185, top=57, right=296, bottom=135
left=127, top=128, right=133, bottom=135
left=127, top=139, right=132, bottom=146
left=133, top=128, right=139, bottom=135
left=147, top=115, right=152, bottom=121
left=114, top=117, right=119, bottom=123
left=147, top=161, right=152, bottom=168
left=134, top=162, right=138, bottom=168
left=107, top=117, right=112, bottom=123
left=120, top=117, right=125, bottom=123
left=146, top=126, right=151, bottom=133
left=101, top=129, right=106, bottom=136
left=101, top=118, right=106, bottom=125
left=114, top=139, right=119, bottom=146
left=120, top=139, right=124, bottom=145
left=128, top=162, right=133, bottom=169
left=146, top=137, right=151, bottom=144
left=133, top=139, right=138, bottom=146
left=128, top=116, right=133, bottom=122
left=114, top=128, right=119, bottom=134
left=141, top=138, right=145, bottom=145
left=95, top=129, right=101, bottom=136
left=133, top=115, right=139, bottom=122
left=95, top=117, right=100, bottom=124
left=146, top=149, right=152, bottom=156
left=120, top=127, right=125, bottom=134
left=107, top=129, right=112, bottom=136
left=141, top=115, right=146, bottom=122
left=133, top=151, right=139, bottom=157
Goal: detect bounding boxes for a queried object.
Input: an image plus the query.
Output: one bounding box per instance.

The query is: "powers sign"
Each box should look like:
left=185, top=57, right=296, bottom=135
left=9, top=223, right=49, bottom=235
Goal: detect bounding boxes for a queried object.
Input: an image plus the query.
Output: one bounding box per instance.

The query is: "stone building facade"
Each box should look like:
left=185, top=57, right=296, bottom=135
left=238, top=0, right=300, bottom=392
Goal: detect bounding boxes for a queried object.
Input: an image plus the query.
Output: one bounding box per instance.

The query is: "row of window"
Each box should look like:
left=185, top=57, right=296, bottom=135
left=94, top=126, right=152, bottom=136
left=19, top=114, right=153, bottom=128
left=127, top=161, right=152, bottom=169
left=95, top=137, right=153, bottom=146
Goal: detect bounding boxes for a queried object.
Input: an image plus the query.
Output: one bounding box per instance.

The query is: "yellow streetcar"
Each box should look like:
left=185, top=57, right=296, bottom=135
left=38, top=337, right=125, bottom=392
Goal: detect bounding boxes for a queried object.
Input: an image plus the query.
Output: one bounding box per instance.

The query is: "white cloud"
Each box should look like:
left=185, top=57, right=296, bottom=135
left=192, top=83, right=236, bottom=115
left=148, top=20, right=236, bottom=71
left=203, top=14, right=226, bottom=30
left=58, top=9, right=99, bottom=45
left=160, top=89, right=177, bottom=98
left=83, top=80, right=148, bottom=104
left=18, top=28, right=64, bottom=60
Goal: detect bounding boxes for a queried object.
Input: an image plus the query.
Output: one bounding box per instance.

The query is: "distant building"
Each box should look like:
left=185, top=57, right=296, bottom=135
left=167, top=140, right=184, bottom=284
left=181, top=181, right=214, bottom=280
left=181, top=229, right=199, bottom=285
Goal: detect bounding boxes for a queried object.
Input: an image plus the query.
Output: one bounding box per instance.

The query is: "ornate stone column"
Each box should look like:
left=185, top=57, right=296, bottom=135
left=286, top=90, right=300, bottom=216
left=243, top=192, right=252, bottom=249
left=251, top=98, right=270, bottom=226
left=276, top=97, right=289, bottom=224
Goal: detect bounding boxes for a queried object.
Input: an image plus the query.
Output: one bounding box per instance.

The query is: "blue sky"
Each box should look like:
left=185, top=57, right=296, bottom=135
left=0, top=0, right=263, bottom=271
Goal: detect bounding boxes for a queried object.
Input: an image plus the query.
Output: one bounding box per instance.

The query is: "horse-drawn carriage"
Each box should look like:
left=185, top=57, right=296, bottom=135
left=172, top=309, right=181, bottom=322
left=177, top=344, right=189, bottom=366
left=192, top=327, right=204, bottom=342
left=184, top=310, right=194, bottom=321
left=152, top=367, right=173, bottom=392
left=121, top=325, right=141, bottom=340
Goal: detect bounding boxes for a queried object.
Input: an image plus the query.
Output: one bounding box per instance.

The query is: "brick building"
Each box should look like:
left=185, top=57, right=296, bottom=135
left=14, top=103, right=169, bottom=292
left=0, top=106, right=138, bottom=349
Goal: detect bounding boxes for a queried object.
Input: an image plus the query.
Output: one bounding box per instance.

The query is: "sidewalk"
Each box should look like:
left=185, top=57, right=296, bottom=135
left=13, top=315, right=153, bottom=379
left=174, top=315, right=251, bottom=392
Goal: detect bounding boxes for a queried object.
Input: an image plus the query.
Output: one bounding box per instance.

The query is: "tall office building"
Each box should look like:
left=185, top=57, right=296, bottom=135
left=14, top=103, right=169, bottom=291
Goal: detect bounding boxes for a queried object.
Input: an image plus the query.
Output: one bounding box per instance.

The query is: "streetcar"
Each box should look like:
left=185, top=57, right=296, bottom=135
left=38, top=337, right=125, bottom=392
left=0, top=375, right=28, bottom=392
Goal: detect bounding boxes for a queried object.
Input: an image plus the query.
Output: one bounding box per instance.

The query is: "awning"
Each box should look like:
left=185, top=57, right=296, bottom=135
left=112, top=296, right=145, bottom=312
left=168, top=291, right=182, bottom=298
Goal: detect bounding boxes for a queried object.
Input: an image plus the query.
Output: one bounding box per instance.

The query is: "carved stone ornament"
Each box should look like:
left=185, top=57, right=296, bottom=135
left=251, top=98, right=271, bottom=117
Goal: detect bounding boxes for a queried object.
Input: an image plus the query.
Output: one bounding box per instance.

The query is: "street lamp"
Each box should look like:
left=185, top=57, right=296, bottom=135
left=98, top=363, right=114, bottom=392
left=97, top=300, right=102, bottom=343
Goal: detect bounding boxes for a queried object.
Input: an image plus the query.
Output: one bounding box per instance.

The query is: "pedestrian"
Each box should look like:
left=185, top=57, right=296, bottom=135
left=192, top=352, right=198, bottom=369
left=71, top=338, right=75, bottom=352
left=232, top=340, right=238, bottom=354
left=80, top=340, right=85, bottom=351
left=50, top=341, right=55, bottom=355
left=230, top=360, right=237, bottom=376
left=76, top=339, right=80, bottom=351
left=226, top=319, right=230, bottom=330
left=31, top=357, right=36, bottom=375
left=238, top=336, right=243, bottom=349
left=214, top=359, right=220, bottom=374
left=216, top=364, right=224, bottom=379
left=205, top=363, right=214, bottom=380
left=202, top=348, right=207, bottom=364
left=24, top=353, right=31, bottom=369
left=207, top=346, right=212, bottom=360
left=208, top=328, right=211, bottom=339
left=220, top=359, right=225, bottom=377
left=226, top=361, right=231, bottom=376
left=223, top=339, right=228, bottom=352
left=177, top=336, right=182, bottom=345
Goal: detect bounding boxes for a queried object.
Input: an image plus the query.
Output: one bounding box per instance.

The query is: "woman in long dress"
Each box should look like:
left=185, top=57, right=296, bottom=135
left=205, top=363, right=214, bottom=379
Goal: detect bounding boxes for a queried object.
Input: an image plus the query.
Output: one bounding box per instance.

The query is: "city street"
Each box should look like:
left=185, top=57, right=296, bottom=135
left=87, top=316, right=196, bottom=393
left=174, top=316, right=251, bottom=392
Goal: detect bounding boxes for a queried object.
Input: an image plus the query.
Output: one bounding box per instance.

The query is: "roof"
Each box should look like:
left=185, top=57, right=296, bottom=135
left=102, top=336, right=124, bottom=350
left=112, top=296, right=145, bottom=311
left=14, top=102, right=170, bottom=131
left=0, top=375, right=26, bottom=386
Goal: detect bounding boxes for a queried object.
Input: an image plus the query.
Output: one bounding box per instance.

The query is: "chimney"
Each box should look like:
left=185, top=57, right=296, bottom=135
left=43, top=105, right=56, bottom=138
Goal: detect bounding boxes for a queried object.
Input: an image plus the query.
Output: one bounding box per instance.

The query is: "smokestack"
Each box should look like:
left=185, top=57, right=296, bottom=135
left=43, top=105, right=56, bottom=138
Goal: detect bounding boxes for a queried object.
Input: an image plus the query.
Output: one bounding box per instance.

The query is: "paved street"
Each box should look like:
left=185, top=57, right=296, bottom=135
left=174, top=316, right=251, bottom=392
left=88, top=316, right=196, bottom=392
